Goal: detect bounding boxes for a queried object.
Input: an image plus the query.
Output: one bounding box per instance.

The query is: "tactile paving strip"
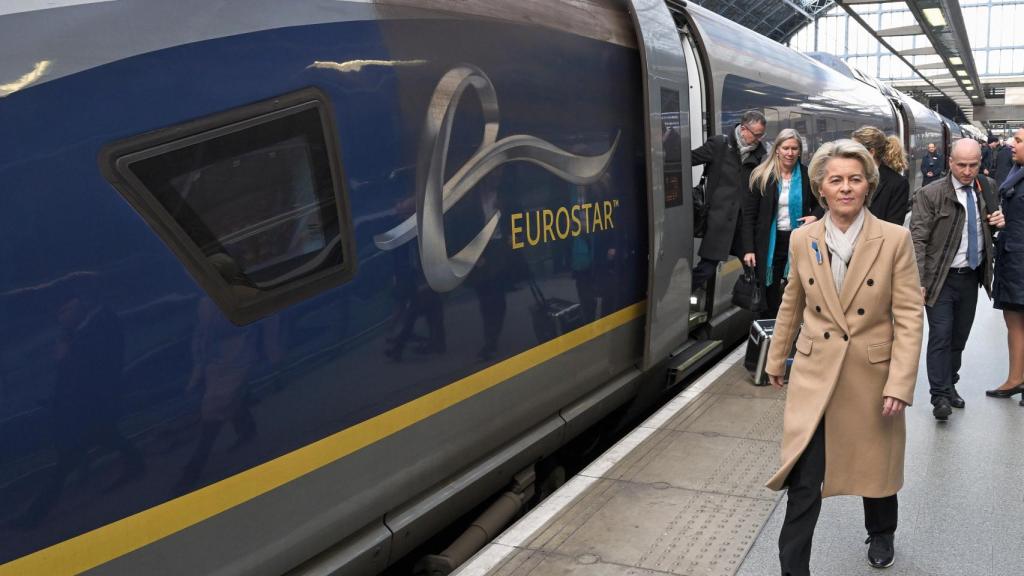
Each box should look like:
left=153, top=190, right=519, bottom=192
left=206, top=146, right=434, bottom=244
left=483, top=356, right=789, bottom=576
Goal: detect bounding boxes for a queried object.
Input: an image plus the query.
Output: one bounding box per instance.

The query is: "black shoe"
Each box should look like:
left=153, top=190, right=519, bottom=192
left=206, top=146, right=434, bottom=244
left=985, top=383, right=1024, bottom=398
left=950, top=391, right=965, bottom=409
left=932, top=398, right=952, bottom=421
left=865, top=534, right=895, bottom=569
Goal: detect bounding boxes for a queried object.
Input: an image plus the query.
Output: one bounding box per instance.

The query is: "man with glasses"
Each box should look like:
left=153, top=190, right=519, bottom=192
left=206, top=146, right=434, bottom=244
left=690, top=109, right=768, bottom=292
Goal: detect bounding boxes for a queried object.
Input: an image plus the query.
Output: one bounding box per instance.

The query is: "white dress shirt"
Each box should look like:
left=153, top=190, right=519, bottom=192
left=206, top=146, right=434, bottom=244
left=950, top=175, right=983, bottom=269
left=776, top=177, right=792, bottom=232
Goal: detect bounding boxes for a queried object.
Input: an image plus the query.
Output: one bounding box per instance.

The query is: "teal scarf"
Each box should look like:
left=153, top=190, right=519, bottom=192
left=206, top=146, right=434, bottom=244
left=766, top=164, right=803, bottom=286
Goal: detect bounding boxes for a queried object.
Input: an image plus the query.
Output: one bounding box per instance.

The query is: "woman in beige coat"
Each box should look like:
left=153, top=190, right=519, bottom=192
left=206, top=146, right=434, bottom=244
left=765, top=140, right=923, bottom=575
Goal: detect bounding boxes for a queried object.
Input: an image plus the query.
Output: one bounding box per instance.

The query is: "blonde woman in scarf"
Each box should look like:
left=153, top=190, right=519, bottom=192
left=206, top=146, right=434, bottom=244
left=764, top=140, right=924, bottom=575
left=742, top=129, right=824, bottom=317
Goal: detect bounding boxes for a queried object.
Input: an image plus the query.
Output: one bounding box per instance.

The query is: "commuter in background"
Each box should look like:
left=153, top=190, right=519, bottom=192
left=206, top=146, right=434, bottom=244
left=911, top=139, right=1004, bottom=421
left=920, top=142, right=943, bottom=186
left=741, top=129, right=824, bottom=317
left=765, top=140, right=923, bottom=574
left=690, top=110, right=768, bottom=291
left=852, top=126, right=909, bottom=225
left=988, top=127, right=1024, bottom=406
left=995, top=135, right=1015, bottom=186
left=982, top=135, right=1000, bottom=177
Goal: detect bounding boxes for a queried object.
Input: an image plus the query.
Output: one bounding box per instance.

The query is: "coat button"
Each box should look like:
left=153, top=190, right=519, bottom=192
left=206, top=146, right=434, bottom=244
left=858, top=308, right=865, bottom=315
left=816, top=305, right=822, bottom=313
left=842, top=334, right=849, bottom=341
left=824, top=331, right=830, bottom=339
left=867, top=279, right=875, bottom=286
left=809, top=278, right=815, bottom=285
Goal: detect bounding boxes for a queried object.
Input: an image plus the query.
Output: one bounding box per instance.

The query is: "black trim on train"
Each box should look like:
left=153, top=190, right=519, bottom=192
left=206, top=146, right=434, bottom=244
left=99, top=87, right=357, bottom=325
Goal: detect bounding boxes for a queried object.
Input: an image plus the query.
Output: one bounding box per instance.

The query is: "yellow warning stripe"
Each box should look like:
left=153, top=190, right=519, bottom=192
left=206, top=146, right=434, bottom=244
left=0, top=301, right=647, bottom=575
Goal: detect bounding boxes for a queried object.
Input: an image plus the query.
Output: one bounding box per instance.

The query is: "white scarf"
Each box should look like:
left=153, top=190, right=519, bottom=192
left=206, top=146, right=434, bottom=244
left=823, top=209, right=866, bottom=292
left=735, top=125, right=758, bottom=163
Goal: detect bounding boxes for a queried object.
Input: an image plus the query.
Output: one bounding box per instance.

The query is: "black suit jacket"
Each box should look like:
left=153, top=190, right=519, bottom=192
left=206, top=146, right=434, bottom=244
left=869, top=164, right=910, bottom=225
left=995, top=146, right=1014, bottom=186
left=741, top=163, right=824, bottom=283
left=920, top=152, right=943, bottom=185
left=691, top=127, right=766, bottom=261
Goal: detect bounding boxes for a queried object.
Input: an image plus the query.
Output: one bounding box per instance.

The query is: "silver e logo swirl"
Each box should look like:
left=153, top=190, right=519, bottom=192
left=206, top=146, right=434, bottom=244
left=374, top=64, right=620, bottom=293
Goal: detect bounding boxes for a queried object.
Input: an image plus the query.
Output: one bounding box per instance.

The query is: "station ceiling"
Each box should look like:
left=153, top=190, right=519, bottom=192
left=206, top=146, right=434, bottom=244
left=687, top=0, right=837, bottom=43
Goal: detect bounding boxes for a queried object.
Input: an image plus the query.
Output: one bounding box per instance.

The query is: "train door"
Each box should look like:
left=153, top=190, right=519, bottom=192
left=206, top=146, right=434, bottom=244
left=626, top=0, right=694, bottom=370
left=681, top=13, right=709, bottom=328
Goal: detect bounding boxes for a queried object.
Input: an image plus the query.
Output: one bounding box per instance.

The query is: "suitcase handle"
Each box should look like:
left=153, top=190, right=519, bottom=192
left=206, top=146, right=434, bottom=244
left=527, top=277, right=548, bottom=307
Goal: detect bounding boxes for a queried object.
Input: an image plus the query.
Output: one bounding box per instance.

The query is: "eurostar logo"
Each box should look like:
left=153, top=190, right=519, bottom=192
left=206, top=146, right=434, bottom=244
left=373, top=64, right=619, bottom=292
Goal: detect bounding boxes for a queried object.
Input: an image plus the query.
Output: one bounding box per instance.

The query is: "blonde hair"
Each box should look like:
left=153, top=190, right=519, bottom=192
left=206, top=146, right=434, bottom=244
left=749, top=129, right=803, bottom=194
left=883, top=135, right=908, bottom=172
left=807, top=139, right=880, bottom=209
left=851, top=125, right=907, bottom=172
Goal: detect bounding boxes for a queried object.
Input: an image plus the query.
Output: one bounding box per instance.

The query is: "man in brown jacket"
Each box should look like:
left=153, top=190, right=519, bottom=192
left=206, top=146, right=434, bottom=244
left=910, top=139, right=1004, bottom=420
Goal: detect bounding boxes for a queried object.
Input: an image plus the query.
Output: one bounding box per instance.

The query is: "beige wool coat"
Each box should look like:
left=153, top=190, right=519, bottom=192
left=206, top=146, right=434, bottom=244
left=765, top=211, right=924, bottom=497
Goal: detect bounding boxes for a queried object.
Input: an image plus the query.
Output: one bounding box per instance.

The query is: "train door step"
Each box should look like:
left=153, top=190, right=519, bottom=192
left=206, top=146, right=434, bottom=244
left=687, top=310, right=708, bottom=328
left=666, top=338, right=722, bottom=387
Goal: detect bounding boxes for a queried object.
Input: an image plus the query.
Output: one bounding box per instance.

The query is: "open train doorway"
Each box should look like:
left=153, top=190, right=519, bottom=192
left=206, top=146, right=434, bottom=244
left=678, top=14, right=711, bottom=329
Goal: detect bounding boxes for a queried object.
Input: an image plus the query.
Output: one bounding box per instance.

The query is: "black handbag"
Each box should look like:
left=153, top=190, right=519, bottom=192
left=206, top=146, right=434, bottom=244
left=692, top=173, right=708, bottom=238
left=732, top=265, right=765, bottom=312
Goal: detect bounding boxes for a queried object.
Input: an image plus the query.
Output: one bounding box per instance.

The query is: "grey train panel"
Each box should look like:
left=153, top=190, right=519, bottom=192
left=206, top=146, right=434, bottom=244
left=628, top=0, right=694, bottom=370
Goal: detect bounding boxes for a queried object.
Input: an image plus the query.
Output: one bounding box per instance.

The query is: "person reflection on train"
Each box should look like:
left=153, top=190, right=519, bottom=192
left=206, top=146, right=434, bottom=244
left=569, top=183, right=598, bottom=323
left=764, top=140, right=923, bottom=574
left=851, top=126, right=910, bottom=226
left=384, top=208, right=447, bottom=362
left=742, top=129, right=823, bottom=318
left=175, top=254, right=280, bottom=494
left=470, top=181, right=509, bottom=361
left=15, top=272, right=145, bottom=527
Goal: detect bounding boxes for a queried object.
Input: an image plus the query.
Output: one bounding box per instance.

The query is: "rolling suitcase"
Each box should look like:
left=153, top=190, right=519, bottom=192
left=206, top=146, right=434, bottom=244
left=744, top=319, right=776, bottom=386
left=744, top=319, right=798, bottom=386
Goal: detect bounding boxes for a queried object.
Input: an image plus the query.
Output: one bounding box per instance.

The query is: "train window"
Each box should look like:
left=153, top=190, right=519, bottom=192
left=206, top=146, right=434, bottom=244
left=101, top=88, right=355, bottom=324
left=764, top=108, right=780, bottom=133
left=790, top=113, right=807, bottom=136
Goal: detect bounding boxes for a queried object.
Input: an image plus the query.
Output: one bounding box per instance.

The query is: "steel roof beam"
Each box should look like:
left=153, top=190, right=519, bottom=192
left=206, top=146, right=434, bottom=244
left=877, top=24, right=923, bottom=37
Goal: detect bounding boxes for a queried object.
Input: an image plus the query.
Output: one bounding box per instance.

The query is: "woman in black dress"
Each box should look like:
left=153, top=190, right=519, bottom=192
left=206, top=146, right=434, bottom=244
left=988, top=128, right=1024, bottom=406
left=741, top=129, right=823, bottom=317
left=852, top=126, right=910, bottom=226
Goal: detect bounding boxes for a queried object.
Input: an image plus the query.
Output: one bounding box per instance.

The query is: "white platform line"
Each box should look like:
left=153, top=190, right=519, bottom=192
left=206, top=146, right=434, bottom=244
left=454, top=345, right=746, bottom=576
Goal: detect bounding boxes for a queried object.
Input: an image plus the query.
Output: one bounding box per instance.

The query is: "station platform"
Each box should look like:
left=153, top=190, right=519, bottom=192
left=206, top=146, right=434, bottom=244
left=454, top=301, right=1024, bottom=576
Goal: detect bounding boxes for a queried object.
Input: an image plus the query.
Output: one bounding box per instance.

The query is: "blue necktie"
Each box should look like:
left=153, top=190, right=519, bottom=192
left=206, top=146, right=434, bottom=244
left=965, top=185, right=980, bottom=269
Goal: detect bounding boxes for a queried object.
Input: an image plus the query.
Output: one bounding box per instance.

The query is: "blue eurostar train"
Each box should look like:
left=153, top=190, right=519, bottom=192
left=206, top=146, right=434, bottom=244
left=0, top=1, right=959, bottom=574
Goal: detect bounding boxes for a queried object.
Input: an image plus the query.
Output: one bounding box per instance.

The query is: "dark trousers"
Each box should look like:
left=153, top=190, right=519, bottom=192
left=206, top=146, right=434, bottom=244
left=692, top=258, right=720, bottom=290
left=925, top=268, right=980, bottom=402
left=765, top=230, right=791, bottom=318
left=779, top=421, right=898, bottom=576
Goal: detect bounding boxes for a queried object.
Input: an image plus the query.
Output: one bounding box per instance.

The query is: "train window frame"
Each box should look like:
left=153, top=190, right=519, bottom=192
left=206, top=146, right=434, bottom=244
left=99, top=87, right=356, bottom=325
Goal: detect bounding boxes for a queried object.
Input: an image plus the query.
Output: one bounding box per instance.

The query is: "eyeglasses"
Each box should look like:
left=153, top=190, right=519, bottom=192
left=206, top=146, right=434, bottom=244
left=742, top=124, right=766, bottom=140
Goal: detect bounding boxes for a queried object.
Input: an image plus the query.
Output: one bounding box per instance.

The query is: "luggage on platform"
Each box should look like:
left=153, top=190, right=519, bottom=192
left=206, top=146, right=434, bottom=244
left=744, top=319, right=775, bottom=386
left=744, top=319, right=797, bottom=386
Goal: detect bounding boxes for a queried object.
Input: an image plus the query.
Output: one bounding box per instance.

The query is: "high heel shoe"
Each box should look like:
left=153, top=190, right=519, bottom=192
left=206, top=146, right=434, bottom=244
left=985, top=383, right=1024, bottom=398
